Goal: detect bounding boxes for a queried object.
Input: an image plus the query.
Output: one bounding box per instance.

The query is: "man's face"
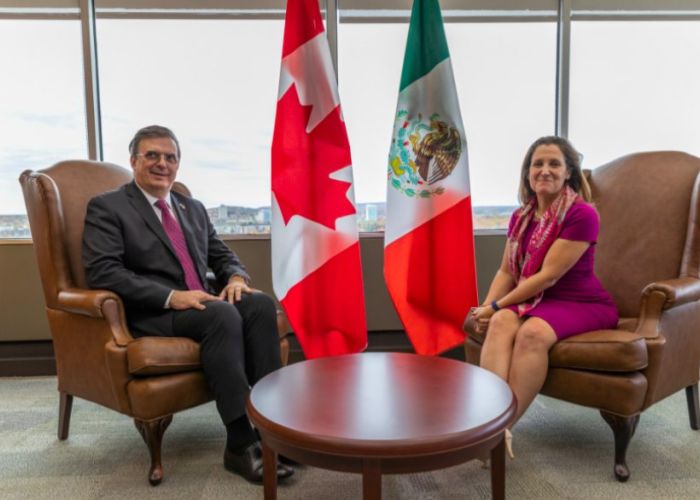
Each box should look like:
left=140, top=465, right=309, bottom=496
left=130, top=137, right=180, bottom=198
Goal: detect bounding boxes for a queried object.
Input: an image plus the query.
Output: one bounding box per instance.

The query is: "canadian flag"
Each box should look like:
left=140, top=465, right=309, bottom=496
left=271, top=0, right=367, bottom=358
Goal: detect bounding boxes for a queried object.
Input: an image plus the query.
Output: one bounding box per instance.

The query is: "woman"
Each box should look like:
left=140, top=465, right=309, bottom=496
left=470, top=136, right=618, bottom=459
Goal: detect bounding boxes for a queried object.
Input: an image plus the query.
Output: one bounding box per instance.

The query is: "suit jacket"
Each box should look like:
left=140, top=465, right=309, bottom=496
left=82, top=181, right=250, bottom=336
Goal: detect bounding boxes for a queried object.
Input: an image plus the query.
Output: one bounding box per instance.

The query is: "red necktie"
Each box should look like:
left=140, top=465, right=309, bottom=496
left=154, top=199, right=204, bottom=291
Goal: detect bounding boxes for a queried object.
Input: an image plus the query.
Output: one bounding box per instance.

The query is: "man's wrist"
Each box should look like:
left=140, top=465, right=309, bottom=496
left=228, top=274, right=248, bottom=285
left=164, top=290, right=175, bottom=309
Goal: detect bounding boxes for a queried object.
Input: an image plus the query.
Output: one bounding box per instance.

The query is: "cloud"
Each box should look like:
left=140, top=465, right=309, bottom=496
left=0, top=148, right=83, bottom=174
left=11, top=111, right=83, bottom=130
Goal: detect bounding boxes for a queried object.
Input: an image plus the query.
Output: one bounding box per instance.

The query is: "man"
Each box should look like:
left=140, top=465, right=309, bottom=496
left=82, top=125, right=292, bottom=483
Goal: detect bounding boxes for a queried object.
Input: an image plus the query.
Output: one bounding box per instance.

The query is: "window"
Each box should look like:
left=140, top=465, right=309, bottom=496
left=338, top=23, right=407, bottom=232
left=449, top=22, right=557, bottom=228
left=569, top=21, right=700, bottom=168
left=97, top=19, right=284, bottom=235
left=4, top=2, right=699, bottom=239
left=0, top=20, right=87, bottom=238
left=339, top=21, right=557, bottom=230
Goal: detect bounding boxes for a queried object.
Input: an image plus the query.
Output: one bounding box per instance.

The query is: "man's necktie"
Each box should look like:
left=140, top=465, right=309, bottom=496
left=154, top=199, right=204, bottom=291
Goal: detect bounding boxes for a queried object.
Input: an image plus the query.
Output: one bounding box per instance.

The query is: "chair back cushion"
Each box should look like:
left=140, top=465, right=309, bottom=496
left=589, top=152, right=700, bottom=317
left=20, top=161, right=132, bottom=304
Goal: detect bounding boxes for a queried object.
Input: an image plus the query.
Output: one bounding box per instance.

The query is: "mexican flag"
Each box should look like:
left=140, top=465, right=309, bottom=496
left=271, top=0, right=368, bottom=358
left=384, top=0, right=478, bottom=356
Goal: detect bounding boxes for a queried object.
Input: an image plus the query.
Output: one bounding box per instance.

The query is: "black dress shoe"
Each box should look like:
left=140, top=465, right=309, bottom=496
left=277, top=460, right=295, bottom=479
left=224, top=442, right=294, bottom=483
left=224, top=442, right=264, bottom=483
left=279, top=454, right=300, bottom=466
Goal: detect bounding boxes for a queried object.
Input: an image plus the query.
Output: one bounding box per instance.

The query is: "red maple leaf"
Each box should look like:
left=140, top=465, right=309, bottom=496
left=272, top=84, right=356, bottom=230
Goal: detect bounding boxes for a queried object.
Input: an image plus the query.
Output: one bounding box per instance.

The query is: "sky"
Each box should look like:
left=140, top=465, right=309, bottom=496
left=1, top=18, right=700, bottom=216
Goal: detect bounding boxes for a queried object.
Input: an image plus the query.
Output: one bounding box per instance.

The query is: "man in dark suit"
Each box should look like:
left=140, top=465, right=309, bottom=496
left=82, top=125, right=292, bottom=483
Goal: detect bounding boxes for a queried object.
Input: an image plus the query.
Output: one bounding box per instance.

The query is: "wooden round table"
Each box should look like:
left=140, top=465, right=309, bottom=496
left=247, top=352, right=516, bottom=499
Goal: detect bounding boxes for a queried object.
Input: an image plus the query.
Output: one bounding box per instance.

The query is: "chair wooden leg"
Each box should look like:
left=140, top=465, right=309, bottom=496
left=58, top=392, right=73, bottom=440
left=600, top=411, right=639, bottom=482
left=687, top=384, right=700, bottom=430
left=134, top=415, right=173, bottom=486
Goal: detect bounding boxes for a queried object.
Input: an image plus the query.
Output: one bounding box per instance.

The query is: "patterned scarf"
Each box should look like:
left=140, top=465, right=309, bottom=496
left=508, top=185, right=581, bottom=316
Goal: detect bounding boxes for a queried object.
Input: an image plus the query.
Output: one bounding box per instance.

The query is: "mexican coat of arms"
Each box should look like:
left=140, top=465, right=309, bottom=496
left=388, top=111, right=462, bottom=198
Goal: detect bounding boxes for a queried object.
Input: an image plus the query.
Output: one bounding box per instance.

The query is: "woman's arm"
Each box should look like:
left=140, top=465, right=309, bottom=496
left=472, top=238, right=590, bottom=327
left=470, top=243, right=514, bottom=332
left=483, top=243, right=515, bottom=304
left=496, top=238, right=589, bottom=307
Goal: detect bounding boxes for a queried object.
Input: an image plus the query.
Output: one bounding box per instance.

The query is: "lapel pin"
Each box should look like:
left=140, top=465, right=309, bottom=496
left=179, top=203, right=186, bottom=210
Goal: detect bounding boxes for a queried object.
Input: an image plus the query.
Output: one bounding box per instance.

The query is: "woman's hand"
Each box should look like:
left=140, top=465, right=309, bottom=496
left=470, top=305, right=495, bottom=333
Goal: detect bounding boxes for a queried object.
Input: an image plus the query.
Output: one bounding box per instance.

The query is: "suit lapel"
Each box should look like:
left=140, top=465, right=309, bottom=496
left=125, top=181, right=178, bottom=260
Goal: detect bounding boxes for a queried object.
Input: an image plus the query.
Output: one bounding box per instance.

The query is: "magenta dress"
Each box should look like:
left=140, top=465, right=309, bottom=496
left=506, top=202, right=618, bottom=340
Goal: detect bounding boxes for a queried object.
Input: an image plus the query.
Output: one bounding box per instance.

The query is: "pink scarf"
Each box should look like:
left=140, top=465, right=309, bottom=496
left=508, top=186, right=581, bottom=316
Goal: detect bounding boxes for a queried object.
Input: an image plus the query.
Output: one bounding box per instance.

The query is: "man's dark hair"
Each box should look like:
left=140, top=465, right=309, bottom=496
left=128, top=125, right=181, bottom=159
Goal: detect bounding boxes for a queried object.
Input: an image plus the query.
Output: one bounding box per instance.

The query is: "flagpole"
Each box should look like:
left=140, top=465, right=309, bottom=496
left=555, top=0, right=572, bottom=137
left=325, top=0, right=339, bottom=79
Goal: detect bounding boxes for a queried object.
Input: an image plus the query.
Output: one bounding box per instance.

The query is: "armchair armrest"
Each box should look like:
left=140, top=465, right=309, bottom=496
left=57, top=288, right=121, bottom=318
left=276, top=309, right=292, bottom=340
left=642, top=277, right=700, bottom=309
left=57, top=287, right=134, bottom=347
left=636, top=277, right=700, bottom=340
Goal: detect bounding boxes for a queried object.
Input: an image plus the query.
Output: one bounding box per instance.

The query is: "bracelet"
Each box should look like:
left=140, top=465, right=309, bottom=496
left=491, top=300, right=501, bottom=312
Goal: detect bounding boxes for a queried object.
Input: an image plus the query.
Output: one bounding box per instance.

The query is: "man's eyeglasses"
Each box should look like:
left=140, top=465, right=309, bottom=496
left=136, top=151, right=179, bottom=165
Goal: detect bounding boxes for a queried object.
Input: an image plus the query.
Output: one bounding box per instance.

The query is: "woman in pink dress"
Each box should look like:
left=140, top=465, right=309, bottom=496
left=470, top=136, right=618, bottom=459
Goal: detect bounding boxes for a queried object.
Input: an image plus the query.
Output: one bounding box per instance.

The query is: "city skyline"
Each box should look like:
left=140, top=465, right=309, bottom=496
left=0, top=202, right=515, bottom=239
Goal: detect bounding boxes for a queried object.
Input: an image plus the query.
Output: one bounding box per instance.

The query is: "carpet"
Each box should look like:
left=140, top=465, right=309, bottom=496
left=1, top=376, right=698, bottom=499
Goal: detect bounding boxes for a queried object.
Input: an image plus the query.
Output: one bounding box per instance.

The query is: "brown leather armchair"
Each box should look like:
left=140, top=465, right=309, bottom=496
left=465, top=151, right=700, bottom=482
left=19, top=160, right=290, bottom=485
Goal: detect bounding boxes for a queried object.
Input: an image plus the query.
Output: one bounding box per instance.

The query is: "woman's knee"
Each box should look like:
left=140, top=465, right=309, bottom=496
left=486, top=310, right=519, bottom=338
left=514, top=319, right=557, bottom=352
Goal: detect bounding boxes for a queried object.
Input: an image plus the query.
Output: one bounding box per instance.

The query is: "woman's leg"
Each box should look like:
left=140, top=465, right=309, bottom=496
left=508, top=317, right=558, bottom=425
left=479, top=309, right=522, bottom=382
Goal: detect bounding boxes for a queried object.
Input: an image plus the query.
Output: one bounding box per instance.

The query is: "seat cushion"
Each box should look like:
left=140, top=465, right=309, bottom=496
left=467, top=318, right=648, bottom=372
left=549, top=329, right=648, bottom=372
left=127, top=337, right=202, bottom=376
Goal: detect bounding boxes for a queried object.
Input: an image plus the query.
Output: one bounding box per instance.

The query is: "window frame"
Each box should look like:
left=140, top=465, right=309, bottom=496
left=3, top=0, right=700, bottom=241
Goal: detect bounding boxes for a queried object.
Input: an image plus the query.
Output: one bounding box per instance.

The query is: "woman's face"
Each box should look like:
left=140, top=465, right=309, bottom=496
left=528, top=144, right=570, bottom=201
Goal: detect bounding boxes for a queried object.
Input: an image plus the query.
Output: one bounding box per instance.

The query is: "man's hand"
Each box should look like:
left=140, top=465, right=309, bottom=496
left=169, top=290, right=219, bottom=310
left=219, top=276, right=253, bottom=304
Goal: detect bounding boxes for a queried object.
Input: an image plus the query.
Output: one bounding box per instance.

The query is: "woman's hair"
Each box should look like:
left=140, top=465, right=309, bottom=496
left=518, top=135, right=592, bottom=205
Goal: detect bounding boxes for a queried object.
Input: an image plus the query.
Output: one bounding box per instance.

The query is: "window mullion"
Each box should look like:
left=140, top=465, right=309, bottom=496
left=79, top=0, right=102, bottom=160
left=555, top=0, right=571, bottom=137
